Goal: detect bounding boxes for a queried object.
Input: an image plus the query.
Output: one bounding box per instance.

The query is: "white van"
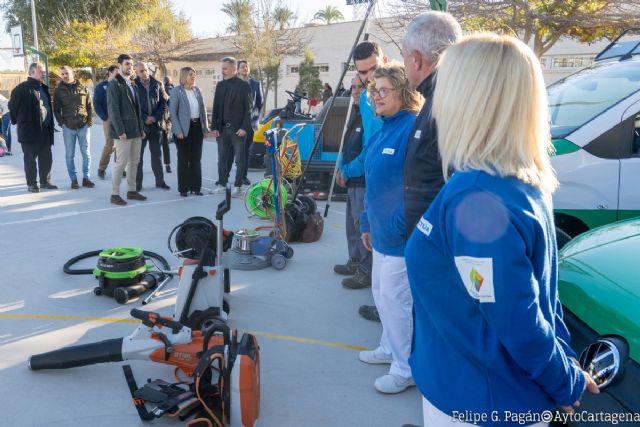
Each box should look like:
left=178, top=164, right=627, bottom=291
left=549, top=30, right=640, bottom=242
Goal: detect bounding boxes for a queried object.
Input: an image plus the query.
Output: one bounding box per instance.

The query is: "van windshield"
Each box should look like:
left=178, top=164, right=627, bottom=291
left=548, top=60, right=640, bottom=138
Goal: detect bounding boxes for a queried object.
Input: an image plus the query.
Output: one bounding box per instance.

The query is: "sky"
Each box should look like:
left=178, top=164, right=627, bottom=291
left=0, top=0, right=372, bottom=70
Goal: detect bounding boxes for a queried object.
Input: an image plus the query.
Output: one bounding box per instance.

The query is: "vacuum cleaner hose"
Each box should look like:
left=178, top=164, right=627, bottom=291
left=63, top=250, right=170, bottom=275
left=28, top=338, right=124, bottom=371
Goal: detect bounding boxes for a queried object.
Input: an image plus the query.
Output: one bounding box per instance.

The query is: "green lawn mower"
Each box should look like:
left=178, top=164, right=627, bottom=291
left=63, top=247, right=173, bottom=304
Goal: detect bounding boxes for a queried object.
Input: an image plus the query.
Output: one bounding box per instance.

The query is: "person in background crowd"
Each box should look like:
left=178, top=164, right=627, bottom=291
left=0, top=94, right=12, bottom=155
left=405, top=34, right=599, bottom=426
left=340, top=41, right=385, bottom=319
left=162, top=75, right=175, bottom=173
left=358, top=63, right=422, bottom=394
left=210, top=56, right=252, bottom=197
left=53, top=66, right=94, bottom=189
left=95, top=65, right=119, bottom=179
left=108, top=53, right=146, bottom=206
left=237, top=59, right=263, bottom=186
left=322, top=82, right=333, bottom=104
left=335, top=76, right=370, bottom=299
left=402, top=12, right=461, bottom=238
left=9, top=62, right=57, bottom=193
left=170, top=67, right=209, bottom=197
left=134, top=62, right=170, bottom=191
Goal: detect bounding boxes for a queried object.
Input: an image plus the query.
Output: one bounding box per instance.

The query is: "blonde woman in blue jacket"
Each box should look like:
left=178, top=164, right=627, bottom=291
left=170, top=67, right=209, bottom=196
left=358, top=63, right=422, bottom=394
left=406, top=34, right=599, bottom=426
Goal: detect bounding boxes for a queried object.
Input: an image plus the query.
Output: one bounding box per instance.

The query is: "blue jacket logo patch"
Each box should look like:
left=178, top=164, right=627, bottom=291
left=382, top=148, right=395, bottom=155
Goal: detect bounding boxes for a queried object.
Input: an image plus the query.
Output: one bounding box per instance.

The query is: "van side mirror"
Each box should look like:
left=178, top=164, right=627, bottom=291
left=579, top=338, right=627, bottom=389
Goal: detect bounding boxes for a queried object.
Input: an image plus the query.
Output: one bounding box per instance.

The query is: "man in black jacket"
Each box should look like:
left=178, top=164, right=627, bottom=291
left=134, top=62, right=169, bottom=191
left=9, top=62, right=57, bottom=193
left=210, top=57, right=252, bottom=197
left=402, top=12, right=461, bottom=236
left=335, top=77, right=371, bottom=285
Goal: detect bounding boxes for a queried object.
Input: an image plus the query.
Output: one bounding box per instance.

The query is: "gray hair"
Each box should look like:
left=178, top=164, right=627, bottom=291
left=135, top=61, right=148, bottom=69
left=221, top=56, right=237, bottom=65
left=28, top=62, right=43, bottom=75
left=403, top=12, right=462, bottom=64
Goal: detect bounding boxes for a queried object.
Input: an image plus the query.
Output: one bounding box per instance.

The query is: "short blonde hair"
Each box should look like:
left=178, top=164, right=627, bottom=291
left=370, top=62, right=423, bottom=114
left=179, top=67, right=195, bottom=85
left=433, top=33, right=557, bottom=192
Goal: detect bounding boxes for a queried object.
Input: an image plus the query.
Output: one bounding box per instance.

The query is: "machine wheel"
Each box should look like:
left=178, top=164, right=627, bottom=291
left=285, top=246, right=294, bottom=259
left=297, top=195, right=317, bottom=214
left=93, top=287, right=102, bottom=296
left=271, top=254, right=287, bottom=270
left=199, top=316, right=226, bottom=334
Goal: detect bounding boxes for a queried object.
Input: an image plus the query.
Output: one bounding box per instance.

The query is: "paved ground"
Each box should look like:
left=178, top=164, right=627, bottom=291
left=0, top=123, right=422, bottom=427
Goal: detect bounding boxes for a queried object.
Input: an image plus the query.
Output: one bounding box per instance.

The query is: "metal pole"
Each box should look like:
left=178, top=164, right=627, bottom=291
left=291, top=0, right=377, bottom=203
left=30, top=0, right=38, bottom=61
left=323, top=96, right=353, bottom=217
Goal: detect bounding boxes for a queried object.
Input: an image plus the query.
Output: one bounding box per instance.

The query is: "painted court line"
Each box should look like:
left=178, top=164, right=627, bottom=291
left=0, top=313, right=366, bottom=352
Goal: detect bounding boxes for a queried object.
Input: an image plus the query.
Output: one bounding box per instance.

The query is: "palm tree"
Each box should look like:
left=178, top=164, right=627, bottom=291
left=221, top=0, right=255, bottom=34
left=313, top=5, right=344, bottom=25
left=272, top=5, right=296, bottom=30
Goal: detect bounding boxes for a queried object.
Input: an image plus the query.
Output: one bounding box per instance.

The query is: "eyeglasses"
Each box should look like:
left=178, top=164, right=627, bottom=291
left=369, top=87, right=396, bottom=99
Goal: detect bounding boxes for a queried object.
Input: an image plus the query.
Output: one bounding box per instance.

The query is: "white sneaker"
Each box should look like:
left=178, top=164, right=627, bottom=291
left=231, top=186, right=243, bottom=198
left=358, top=347, right=392, bottom=365
left=374, top=374, right=415, bottom=394
left=209, top=184, right=226, bottom=194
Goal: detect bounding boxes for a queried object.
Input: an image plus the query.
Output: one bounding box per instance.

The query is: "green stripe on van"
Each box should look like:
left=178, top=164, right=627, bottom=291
left=552, top=139, right=580, bottom=156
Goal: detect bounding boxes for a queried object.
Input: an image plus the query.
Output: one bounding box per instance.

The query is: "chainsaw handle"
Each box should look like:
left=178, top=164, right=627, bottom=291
left=130, top=308, right=183, bottom=333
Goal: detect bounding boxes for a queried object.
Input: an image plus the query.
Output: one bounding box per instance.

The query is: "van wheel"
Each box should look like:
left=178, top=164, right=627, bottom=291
left=556, top=227, right=572, bottom=250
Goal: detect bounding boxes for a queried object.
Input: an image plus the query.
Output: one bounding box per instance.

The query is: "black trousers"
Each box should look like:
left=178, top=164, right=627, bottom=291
left=176, top=120, right=203, bottom=193
left=21, top=140, right=52, bottom=186
left=136, top=129, right=165, bottom=189
left=224, top=127, right=253, bottom=180
left=161, top=129, right=171, bottom=165
left=217, top=127, right=246, bottom=187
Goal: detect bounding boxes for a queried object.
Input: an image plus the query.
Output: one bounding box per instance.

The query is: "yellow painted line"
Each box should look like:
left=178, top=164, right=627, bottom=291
left=246, top=330, right=367, bottom=352
left=0, top=313, right=138, bottom=324
left=0, top=313, right=366, bottom=351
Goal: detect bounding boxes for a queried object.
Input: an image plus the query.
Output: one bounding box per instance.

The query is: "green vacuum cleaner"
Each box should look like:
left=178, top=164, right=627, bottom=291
left=64, top=247, right=172, bottom=304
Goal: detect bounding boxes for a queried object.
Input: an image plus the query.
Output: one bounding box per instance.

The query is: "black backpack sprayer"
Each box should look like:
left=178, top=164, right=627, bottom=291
left=30, top=189, right=261, bottom=427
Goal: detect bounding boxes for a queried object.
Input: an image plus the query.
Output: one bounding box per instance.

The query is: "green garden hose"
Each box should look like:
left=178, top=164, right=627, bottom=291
left=245, top=177, right=288, bottom=219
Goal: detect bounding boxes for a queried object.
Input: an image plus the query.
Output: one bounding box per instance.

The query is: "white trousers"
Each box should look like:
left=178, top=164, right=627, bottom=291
left=371, top=249, right=413, bottom=378
left=423, top=398, right=549, bottom=427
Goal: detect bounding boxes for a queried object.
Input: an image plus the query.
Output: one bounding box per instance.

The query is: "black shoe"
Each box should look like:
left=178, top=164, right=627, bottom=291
left=123, top=171, right=126, bottom=177
left=28, top=184, right=40, bottom=193
left=334, top=258, right=359, bottom=276
left=97, top=169, right=106, bottom=180
left=193, top=191, right=203, bottom=196
left=127, top=191, right=147, bottom=201
left=359, top=305, right=381, bottom=322
left=41, top=182, right=58, bottom=190
left=110, top=194, right=127, bottom=205
left=342, top=270, right=371, bottom=289
left=156, top=182, right=171, bottom=190
left=180, top=192, right=188, bottom=197
left=242, top=177, right=251, bottom=186
left=165, top=165, right=172, bottom=173
left=71, top=179, right=80, bottom=189
left=82, top=178, right=95, bottom=188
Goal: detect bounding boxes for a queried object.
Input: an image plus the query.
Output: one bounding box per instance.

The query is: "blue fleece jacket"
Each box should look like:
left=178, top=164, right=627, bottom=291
left=359, top=109, right=416, bottom=256
left=341, top=90, right=382, bottom=179
left=405, top=170, right=586, bottom=426
left=93, top=80, right=109, bottom=121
